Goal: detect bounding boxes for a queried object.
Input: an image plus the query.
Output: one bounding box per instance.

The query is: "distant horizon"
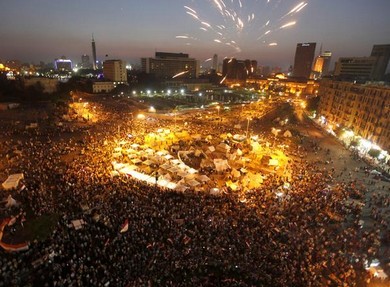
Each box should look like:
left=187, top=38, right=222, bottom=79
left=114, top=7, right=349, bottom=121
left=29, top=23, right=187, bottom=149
left=1, top=1, right=390, bottom=71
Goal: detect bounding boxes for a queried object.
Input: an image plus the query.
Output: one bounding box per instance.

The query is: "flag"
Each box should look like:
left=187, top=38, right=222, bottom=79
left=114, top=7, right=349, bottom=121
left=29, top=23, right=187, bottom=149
left=104, top=238, right=110, bottom=246
left=183, top=234, right=191, bottom=245
left=120, top=219, right=129, bottom=233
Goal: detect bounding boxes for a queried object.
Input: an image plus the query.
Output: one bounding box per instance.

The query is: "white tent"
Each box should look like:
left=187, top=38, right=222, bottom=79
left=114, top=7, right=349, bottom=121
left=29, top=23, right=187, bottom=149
left=2, top=173, right=24, bottom=190
left=110, top=171, right=120, bottom=177
left=71, top=219, right=85, bottom=230
left=210, top=188, right=221, bottom=195
left=5, top=195, right=18, bottom=208
left=231, top=168, right=241, bottom=178
left=194, top=150, right=203, bottom=157
left=208, top=146, right=216, bottom=152
left=187, top=179, right=200, bottom=187
left=175, top=185, right=188, bottom=192
left=164, top=154, right=173, bottom=160
left=142, top=160, right=154, bottom=166
left=233, top=134, right=245, bottom=141
left=131, top=143, right=140, bottom=149
left=119, top=165, right=137, bottom=174
left=112, top=152, right=122, bottom=158
left=283, top=130, right=292, bottom=138
left=214, top=159, right=230, bottom=172
left=217, top=143, right=230, bottom=151
left=198, top=175, right=211, bottom=182
left=191, top=134, right=202, bottom=140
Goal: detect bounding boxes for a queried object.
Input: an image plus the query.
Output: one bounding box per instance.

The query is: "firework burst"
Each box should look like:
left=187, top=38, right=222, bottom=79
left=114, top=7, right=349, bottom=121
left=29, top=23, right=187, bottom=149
left=177, top=0, right=309, bottom=57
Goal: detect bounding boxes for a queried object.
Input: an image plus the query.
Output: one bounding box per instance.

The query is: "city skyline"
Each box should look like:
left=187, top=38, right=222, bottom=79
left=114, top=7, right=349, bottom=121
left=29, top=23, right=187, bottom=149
left=1, top=0, right=390, bottom=70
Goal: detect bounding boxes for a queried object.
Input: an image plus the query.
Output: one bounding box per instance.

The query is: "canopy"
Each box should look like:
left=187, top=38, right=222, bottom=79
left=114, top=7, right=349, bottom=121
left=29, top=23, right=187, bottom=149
left=5, top=195, right=18, bottom=208
left=214, top=159, right=230, bottom=172
left=210, top=188, right=221, bottom=196
left=283, top=130, right=292, bottom=137
left=2, top=173, right=24, bottom=190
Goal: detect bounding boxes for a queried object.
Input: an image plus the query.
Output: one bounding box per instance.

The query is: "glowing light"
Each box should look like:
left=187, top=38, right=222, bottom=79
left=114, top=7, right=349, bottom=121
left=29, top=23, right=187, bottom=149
left=296, top=3, right=308, bottom=12
left=184, top=6, right=197, bottom=14
left=172, top=70, right=189, bottom=78
left=360, top=139, right=372, bottom=150
left=269, top=42, right=278, bottom=46
left=280, top=21, right=296, bottom=29
left=186, top=11, right=199, bottom=20
left=181, top=1, right=308, bottom=54
left=289, top=2, right=305, bottom=14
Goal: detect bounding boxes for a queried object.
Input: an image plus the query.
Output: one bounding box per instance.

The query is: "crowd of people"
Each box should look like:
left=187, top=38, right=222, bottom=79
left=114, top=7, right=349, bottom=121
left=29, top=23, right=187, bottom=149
left=0, top=98, right=389, bottom=286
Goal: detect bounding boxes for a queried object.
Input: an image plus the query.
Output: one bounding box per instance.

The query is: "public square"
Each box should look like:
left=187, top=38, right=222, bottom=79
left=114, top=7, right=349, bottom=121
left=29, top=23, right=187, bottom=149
left=0, top=94, right=389, bottom=286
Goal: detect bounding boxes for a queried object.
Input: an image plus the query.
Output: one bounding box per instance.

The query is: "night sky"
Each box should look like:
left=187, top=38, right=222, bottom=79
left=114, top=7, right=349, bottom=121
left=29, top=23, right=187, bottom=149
left=1, top=0, right=390, bottom=70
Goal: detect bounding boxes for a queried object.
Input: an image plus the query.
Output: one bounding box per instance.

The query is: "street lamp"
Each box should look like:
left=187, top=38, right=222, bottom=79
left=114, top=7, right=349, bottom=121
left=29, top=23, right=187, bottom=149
left=246, top=117, right=252, bottom=139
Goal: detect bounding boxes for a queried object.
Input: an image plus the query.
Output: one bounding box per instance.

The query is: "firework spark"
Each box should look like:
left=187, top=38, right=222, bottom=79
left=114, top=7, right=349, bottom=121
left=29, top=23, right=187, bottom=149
left=280, top=21, right=296, bottom=29
left=178, top=1, right=309, bottom=55
left=172, top=71, right=189, bottom=79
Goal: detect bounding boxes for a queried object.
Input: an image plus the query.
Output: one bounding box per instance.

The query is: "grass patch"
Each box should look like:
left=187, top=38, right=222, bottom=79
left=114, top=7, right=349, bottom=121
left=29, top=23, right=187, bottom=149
left=23, top=214, right=60, bottom=241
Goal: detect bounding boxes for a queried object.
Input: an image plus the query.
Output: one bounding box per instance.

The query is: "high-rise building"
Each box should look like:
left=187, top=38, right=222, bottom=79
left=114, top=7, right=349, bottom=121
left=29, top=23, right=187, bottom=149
left=55, top=57, right=72, bottom=72
left=141, top=52, right=199, bottom=79
left=81, top=54, right=92, bottom=69
left=370, top=44, right=390, bottom=81
left=318, top=79, right=390, bottom=151
left=313, top=51, right=332, bottom=78
left=103, top=60, right=127, bottom=83
left=222, top=58, right=257, bottom=81
left=334, top=57, right=377, bottom=81
left=212, top=54, right=218, bottom=72
left=293, top=42, right=316, bottom=79
left=91, top=34, right=97, bottom=70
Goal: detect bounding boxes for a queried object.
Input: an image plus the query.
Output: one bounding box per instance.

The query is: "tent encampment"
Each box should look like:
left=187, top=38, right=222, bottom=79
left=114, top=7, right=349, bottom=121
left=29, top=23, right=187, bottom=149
left=2, top=173, right=24, bottom=190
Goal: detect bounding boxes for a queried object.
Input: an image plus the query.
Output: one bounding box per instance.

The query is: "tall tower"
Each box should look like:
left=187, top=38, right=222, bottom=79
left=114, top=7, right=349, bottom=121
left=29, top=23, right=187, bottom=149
left=212, top=54, right=218, bottom=72
left=91, top=34, right=97, bottom=70
left=293, top=42, right=316, bottom=79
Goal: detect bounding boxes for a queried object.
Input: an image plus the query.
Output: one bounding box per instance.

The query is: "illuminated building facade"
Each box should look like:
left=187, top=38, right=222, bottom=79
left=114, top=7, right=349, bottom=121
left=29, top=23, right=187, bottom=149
left=103, top=60, right=127, bottom=83
left=246, top=77, right=318, bottom=96
left=92, top=81, right=115, bottom=93
left=318, top=79, right=390, bottom=151
left=293, top=42, right=316, bottom=79
left=313, top=51, right=332, bottom=78
left=141, top=52, right=199, bottom=79
left=55, top=58, right=72, bottom=72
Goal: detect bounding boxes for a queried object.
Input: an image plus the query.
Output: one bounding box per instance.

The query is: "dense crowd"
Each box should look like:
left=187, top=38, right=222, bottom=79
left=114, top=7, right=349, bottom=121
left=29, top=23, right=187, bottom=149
left=0, top=101, right=389, bottom=286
